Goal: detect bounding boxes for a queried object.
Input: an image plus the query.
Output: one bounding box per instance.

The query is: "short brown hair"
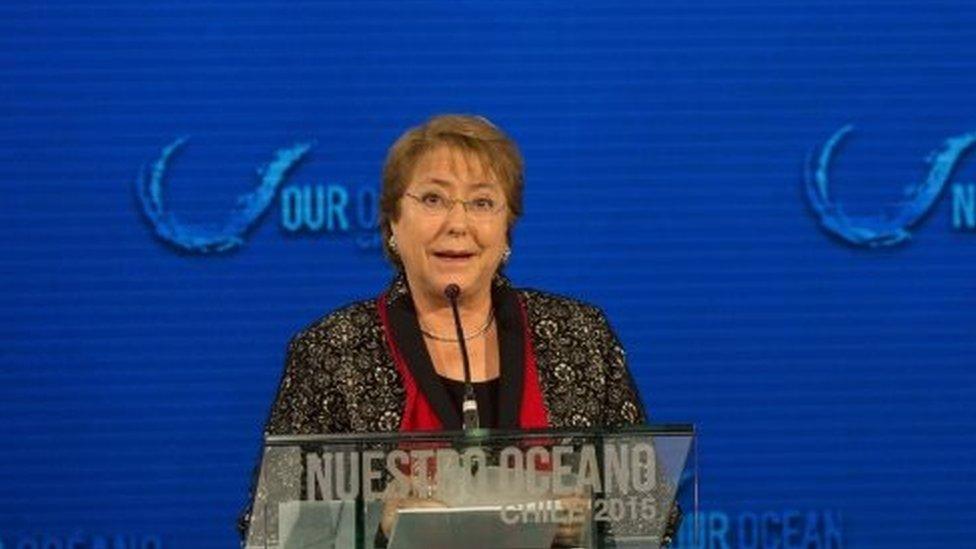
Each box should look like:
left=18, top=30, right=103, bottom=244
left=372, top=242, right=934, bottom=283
left=379, top=114, right=524, bottom=267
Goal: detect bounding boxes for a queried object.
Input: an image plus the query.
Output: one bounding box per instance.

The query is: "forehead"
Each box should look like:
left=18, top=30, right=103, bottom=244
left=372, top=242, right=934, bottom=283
left=408, top=145, right=501, bottom=191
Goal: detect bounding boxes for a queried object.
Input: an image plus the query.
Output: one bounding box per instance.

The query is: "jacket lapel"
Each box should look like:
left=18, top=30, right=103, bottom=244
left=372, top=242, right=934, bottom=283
left=385, top=277, right=462, bottom=430
left=494, top=280, right=526, bottom=429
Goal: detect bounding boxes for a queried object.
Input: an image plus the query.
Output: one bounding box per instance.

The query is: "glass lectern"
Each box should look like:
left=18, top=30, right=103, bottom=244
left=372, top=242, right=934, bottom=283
left=245, top=425, right=696, bottom=548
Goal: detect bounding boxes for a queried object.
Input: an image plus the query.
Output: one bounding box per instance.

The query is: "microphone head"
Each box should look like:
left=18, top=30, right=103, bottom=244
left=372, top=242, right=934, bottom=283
left=444, top=284, right=461, bottom=300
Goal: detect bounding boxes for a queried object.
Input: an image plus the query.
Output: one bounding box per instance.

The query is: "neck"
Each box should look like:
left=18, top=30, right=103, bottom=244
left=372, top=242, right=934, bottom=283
left=409, top=280, right=493, bottom=338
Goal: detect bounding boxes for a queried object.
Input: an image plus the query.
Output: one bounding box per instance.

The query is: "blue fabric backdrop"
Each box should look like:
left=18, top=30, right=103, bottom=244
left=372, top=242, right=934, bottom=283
left=2, top=1, right=975, bottom=547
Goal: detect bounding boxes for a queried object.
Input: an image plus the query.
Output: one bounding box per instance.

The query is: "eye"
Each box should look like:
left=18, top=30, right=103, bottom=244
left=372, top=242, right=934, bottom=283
left=470, top=197, right=497, bottom=212
left=420, top=192, right=446, bottom=208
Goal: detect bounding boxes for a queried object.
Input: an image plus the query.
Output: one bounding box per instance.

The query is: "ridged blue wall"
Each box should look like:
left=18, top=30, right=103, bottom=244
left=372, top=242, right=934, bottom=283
left=2, top=1, right=975, bottom=547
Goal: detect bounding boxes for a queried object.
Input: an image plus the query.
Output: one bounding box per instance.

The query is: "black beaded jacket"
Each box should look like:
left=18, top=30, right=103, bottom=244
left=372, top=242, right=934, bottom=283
left=264, top=274, right=646, bottom=436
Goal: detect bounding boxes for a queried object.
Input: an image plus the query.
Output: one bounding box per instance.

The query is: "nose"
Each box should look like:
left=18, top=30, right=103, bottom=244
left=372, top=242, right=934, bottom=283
left=442, top=198, right=470, bottom=235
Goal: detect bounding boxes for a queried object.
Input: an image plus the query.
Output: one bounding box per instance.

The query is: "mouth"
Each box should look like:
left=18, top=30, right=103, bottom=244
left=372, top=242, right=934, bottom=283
left=431, top=250, right=477, bottom=263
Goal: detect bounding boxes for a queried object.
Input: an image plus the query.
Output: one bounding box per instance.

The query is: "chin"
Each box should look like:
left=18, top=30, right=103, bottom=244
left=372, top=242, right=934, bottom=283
left=428, top=272, right=481, bottom=295
left=434, top=275, right=472, bottom=292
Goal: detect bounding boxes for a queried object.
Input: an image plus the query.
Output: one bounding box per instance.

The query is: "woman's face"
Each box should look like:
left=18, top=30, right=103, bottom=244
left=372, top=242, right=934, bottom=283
left=391, top=145, right=509, bottom=302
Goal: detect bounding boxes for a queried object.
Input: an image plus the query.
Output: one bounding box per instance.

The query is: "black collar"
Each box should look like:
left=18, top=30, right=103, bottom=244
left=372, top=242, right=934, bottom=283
left=384, top=273, right=525, bottom=430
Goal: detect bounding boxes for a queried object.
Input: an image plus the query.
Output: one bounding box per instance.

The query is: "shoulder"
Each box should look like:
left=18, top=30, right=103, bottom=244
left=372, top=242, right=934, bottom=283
left=516, top=287, right=610, bottom=329
left=288, top=298, right=382, bottom=355
left=515, top=286, right=626, bottom=363
left=269, top=300, right=382, bottom=436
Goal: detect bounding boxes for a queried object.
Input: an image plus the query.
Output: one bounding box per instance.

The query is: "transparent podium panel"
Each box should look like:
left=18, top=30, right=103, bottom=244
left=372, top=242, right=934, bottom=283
left=245, top=425, right=696, bottom=549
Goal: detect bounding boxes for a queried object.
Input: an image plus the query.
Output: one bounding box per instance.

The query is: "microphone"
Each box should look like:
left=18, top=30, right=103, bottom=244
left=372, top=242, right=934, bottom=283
left=444, top=284, right=479, bottom=432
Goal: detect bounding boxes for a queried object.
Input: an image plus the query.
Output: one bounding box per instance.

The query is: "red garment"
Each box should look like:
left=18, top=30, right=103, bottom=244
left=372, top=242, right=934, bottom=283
left=377, top=293, right=550, bottom=432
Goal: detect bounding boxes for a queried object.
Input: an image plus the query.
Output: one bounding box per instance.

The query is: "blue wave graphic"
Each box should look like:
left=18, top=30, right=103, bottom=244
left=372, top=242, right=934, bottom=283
left=135, top=138, right=313, bottom=253
left=804, top=125, right=976, bottom=247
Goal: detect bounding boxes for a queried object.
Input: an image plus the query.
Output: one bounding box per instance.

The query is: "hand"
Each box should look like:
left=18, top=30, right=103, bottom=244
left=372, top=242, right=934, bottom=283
left=552, top=495, right=589, bottom=548
left=380, top=496, right=448, bottom=539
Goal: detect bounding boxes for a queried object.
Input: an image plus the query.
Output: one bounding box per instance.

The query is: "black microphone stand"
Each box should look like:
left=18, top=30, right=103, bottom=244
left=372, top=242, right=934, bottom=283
left=444, top=284, right=480, bottom=432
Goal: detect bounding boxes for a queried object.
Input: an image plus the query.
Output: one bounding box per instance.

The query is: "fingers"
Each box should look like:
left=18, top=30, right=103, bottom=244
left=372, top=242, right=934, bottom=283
left=554, top=522, right=584, bottom=547
left=380, top=496, right=449, bottom=537
left=553, top=496, right=589, bottom=547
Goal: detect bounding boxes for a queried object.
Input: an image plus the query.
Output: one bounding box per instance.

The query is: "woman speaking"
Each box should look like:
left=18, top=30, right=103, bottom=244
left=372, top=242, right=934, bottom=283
left=267, top=114, right=645, bottom=436
left=246, top=114, right=659, bottom=545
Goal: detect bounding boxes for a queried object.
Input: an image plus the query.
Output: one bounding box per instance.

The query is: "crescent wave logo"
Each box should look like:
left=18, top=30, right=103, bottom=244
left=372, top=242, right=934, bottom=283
left=135, top=138, right=380, bottom=254
left=805, top=124, right=976, bottom=247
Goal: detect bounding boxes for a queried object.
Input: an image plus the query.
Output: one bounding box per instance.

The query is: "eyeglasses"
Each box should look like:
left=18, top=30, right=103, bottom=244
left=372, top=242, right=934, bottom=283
left=403, top=191, right=506, bottom=219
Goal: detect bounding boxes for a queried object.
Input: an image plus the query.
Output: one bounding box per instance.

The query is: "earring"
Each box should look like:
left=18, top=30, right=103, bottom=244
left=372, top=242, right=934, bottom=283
left=388, top=235, right=398, bottom=254
left=501, top=247, right=511, bottom=264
